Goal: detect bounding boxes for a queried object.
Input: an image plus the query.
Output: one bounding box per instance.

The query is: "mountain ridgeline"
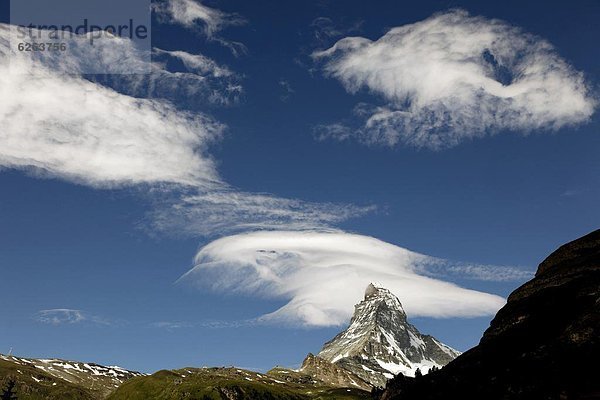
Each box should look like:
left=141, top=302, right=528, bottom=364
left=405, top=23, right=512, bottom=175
left=2, top=230, right=599, bottom=399
left=0, top=354, right=143, bottom=399
left=303, top=283, right=460, bottom=388
left=378, top=229, right=600, bottom=400
left=0, top=283, right=459, bottom=400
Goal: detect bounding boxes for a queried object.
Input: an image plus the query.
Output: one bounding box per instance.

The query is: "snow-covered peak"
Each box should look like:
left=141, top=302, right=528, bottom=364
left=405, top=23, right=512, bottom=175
left=348, top=283, right=407, bottom=334
left=364, top=283, right=380, bottom=298
left=316, top=284, right=460, bottom=387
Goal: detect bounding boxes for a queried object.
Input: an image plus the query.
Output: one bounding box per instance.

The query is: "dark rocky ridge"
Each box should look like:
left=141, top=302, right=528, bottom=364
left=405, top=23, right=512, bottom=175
left=379, top=229, right=600, bottom=400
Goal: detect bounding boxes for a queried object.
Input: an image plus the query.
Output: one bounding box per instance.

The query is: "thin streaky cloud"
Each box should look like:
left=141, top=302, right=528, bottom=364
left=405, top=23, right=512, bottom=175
left=313, top=122, right=353, bottom=142
left=151, top=321, right=193, bottom=330
left=416, top=262, right=535, bottom=282
left=36, top=309, right=110, bottom=326
left=152, top=0, right=247, bottom=56
left=148, top=189, right=375, bottom=237
left=153, top=48, right=234, bottom=78
left=151, top=319, right=257, bottom=330
left=152, top=0, right=244, bottom=37
left=37, top=309, right=85, bottom=325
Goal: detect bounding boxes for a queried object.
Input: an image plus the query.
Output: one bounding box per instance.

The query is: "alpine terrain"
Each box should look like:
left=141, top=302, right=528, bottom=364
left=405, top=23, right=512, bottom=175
left=0, top=354, right=143, bottom=399
left=304, top=283, right=460, bottom=388
left=378, top=229, right=600, bottom=399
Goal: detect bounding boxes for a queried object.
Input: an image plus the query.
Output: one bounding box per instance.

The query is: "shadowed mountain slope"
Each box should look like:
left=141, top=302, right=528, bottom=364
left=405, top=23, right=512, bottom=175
left=379, top=229, right=600, bottom=400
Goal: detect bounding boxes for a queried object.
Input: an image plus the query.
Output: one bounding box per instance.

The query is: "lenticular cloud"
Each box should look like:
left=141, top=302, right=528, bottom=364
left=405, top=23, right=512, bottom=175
left=181, top=231, right=511, bottom=327
left=315, top=10, right=596, bottom=149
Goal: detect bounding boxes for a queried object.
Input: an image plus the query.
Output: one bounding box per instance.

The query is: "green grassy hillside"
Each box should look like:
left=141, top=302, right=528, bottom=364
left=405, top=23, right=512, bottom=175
left=0, top=358, right=97, bottom=400
left=108, top=367, right=371, bottom=400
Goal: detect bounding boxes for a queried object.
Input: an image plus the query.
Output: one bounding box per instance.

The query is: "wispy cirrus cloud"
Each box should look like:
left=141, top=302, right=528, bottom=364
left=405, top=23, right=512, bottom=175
left=14, top=27, right=244, bottom=106
left=152, top=0, right=243, bottom=37
left=149, top=189, right=374, bottom=237
left=0, top=24, right=370, bottom=237
left=179, top=231, right=528, bottom=327
left=416, top=262, right=534, bottom=282
left=310, top=16, right=363, bottom=46
left=115, top=47, right=244, bottom=106
left=36, top=309, right=110, bottom=326
left=153, top=47, right=234, bottom=78
left=37, top=309, right=85, bottom=325
left=100, top=47, right=243, bottom=107
left=151, top=319, right=256, bottom=330
left=151, top=321, right=193, bottom=330
left=313, top=9, right=596, bottom=149
left=152, top=0, right=246, bottom=56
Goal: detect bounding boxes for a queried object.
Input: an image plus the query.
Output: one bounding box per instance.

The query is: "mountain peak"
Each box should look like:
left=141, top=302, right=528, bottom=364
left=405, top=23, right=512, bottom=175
left=355, top=283, right=407, bottom=326
left=364, top=283, right=396, bottom=300
left=316, top=284, right=460, bottom=387
left=364, top=282, right=380, bottom=298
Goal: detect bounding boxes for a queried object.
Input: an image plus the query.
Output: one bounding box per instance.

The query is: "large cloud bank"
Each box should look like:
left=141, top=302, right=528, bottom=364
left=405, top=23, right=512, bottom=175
left=314, top=10, right=596, bottom=149
left=181, top=230, right=518, bottom=327
left=0, top=25, right=223, bottom=188
left=0, top=24, right=368, bottom=234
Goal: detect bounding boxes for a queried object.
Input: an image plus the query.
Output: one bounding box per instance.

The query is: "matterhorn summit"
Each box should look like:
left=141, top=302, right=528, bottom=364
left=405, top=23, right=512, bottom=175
left=315, top=283, right=460, bottom=387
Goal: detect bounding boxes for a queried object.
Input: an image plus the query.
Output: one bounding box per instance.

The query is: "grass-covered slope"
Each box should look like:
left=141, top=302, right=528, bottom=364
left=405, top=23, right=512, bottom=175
left=0, top=357, right=96, bottom=400
left=108, top=367, right=371, bottom=400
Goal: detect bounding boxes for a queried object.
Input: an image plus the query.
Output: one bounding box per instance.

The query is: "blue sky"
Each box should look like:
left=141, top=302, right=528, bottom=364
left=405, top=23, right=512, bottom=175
left=0, top=0, right=599, bottom=373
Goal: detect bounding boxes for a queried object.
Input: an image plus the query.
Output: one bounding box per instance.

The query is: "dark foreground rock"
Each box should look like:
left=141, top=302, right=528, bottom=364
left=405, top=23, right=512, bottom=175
left=379, top=229, right=600, bottom=400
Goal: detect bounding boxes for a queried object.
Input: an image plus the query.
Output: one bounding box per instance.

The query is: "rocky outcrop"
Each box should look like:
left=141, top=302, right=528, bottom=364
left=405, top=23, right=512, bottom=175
left=298, top=353, right=371, bottom=390
left=379, top=229, right=600, bottom=400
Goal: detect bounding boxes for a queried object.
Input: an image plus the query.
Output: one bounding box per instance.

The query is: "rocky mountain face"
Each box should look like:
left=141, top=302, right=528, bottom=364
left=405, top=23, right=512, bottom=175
left=297, top=353, right=371, bottom=390
left=0, top=354, right=143, bottom=399
left=379, top=229, right=600, bottom=400
left=311, top=284, right=460, bottom=388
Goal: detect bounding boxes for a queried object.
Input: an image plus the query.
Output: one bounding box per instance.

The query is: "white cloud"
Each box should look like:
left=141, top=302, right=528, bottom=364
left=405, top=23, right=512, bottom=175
left=314, top=9, right=596, bottom=149
left=152, top=319, right=255, bottom=329
left=3, top=25, right=243, bottom=105
left=180, top=231, right=516, bottom=327
left=4, top=24, right=242, bottom=104
left=0, top=24, right=369, bottom=236
left=36, top=309, right=110, bottom=326
left=313, top=122, right=352, bottom=142
left=121, top=48, right=244, bottom=106
left=37, top=309, right=86, bottom=325
left=0, top=24, right=224, bottom=189
left=153, top=0, right=243, bottom=37
left=87, top=47, right=243, bottom=106
left=417, top=262, right=534, bottom=282
left=148, top=189, right=375, bottom=236
left=154, top=48, right=233, bottom=78
left=151, top=321, right=192, bottom=330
